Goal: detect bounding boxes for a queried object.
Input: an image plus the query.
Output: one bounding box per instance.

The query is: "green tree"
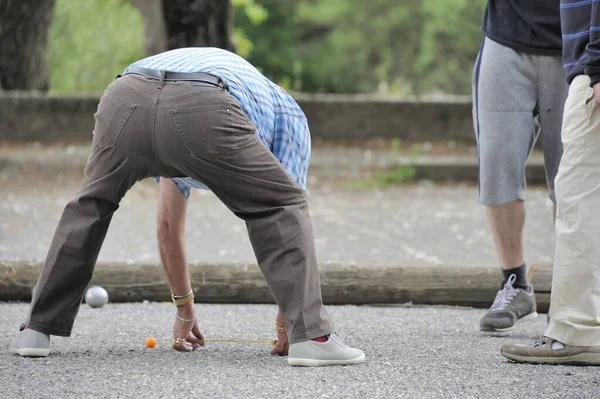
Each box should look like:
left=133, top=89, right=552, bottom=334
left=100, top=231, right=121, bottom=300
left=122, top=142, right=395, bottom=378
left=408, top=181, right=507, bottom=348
left=49, top=0, right=144, bottom=92
left=48, top=0, right=266, bottom=92
left=238, top=0, right=485, bottom=94
left=47, top=0, right=487, bottom=94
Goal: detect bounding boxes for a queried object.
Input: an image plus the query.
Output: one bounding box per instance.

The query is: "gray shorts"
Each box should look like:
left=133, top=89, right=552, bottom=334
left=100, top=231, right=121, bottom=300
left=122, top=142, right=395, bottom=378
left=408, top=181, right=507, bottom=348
left=472, top=37, right=567, bottom=205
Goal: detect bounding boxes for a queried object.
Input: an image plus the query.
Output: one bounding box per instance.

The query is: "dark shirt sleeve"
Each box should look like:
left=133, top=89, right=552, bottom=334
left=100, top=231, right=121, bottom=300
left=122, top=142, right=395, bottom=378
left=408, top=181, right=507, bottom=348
left=585, top=1, right=600, bottom=86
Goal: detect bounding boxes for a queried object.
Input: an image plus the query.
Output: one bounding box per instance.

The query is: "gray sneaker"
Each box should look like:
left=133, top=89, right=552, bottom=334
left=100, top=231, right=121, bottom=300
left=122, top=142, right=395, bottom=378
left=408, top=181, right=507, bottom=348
left=10, top=325, right=50, bottom=357
left=288, top=333, right=365, bottom=367
left=480, top=274, right=537, bottom=332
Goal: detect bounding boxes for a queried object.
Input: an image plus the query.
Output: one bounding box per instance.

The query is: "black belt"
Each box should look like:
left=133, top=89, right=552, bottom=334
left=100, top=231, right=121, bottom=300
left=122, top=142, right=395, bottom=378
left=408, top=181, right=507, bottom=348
left=121, top=67, right=227, bottom=89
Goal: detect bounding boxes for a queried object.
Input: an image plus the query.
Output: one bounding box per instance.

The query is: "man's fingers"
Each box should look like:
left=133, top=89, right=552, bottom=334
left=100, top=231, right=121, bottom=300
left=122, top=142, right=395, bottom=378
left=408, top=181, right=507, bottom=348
left=270, top=346, right=288, bottom=356
left=190, top=322, right=205, bottom=346
left=173, top=335, right=200, bottom=351
left=186, top=335, right=203, bottom=346
left=270, top=339, right=289, bottom=356
left=270, top=343, right=284, bottom=355
left=172, top=317, right=203, bottom=351
left=172, top=341, right=193, bottom=352
left=280, top=343, right=289, bottom=356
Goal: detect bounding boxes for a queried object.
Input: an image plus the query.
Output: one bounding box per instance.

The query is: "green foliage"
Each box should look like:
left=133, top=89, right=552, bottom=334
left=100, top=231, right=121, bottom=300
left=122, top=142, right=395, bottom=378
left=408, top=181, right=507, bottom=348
left=231, top=0, right=268, bottom=57
left=48, top=0, right=268, bottom=92
left=238, top=0, right=485, bottom=94
left=48, top=0, right=486, bottom=94
left=341, top=139, right=419, bottom=189
left=49, top=0, right=144, bottom=93
left=375, top=164, right=417, bottom=185
left=231, top=0, right=268, bottom=25
left=234, top=0, right=308, bottom=91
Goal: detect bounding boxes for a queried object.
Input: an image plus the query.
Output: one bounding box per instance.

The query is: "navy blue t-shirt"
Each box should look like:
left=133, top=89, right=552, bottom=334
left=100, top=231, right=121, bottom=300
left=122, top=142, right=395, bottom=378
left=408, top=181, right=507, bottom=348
left=482, top=0, right=562, bottom=56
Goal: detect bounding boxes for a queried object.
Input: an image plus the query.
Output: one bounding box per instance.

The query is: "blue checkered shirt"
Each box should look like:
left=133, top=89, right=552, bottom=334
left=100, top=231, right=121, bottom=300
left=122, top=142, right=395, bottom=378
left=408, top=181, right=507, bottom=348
left=124, top=47, right=311, bottom=198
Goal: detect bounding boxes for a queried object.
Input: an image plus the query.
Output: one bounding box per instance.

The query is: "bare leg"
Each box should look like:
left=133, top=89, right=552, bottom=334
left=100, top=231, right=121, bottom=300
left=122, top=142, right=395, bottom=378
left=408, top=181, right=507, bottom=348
left=480, top=199, right=538, bottom=332
left=486, top=200, right=525, bottom=270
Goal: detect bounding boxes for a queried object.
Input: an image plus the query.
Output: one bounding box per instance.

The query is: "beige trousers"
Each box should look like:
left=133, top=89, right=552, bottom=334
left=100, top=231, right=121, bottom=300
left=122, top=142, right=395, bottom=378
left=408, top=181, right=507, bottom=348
left=546, top=74, right=600, bottom=346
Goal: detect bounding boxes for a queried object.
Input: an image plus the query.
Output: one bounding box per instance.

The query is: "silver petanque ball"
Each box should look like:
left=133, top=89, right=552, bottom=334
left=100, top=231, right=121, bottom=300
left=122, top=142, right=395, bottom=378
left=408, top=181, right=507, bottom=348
left=85, top=286, right=109, bottom=308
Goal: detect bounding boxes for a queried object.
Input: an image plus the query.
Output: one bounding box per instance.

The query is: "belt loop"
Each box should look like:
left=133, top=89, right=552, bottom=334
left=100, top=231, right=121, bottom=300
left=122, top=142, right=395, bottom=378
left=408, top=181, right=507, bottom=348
left=157, top=70, right=167, bottom=89
left=220, top=77, right=228, bottom=91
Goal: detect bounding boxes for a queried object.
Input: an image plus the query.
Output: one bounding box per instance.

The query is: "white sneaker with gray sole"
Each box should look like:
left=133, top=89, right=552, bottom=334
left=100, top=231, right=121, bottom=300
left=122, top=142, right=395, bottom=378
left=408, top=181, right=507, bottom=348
left=10, top=326, right=51, bottom=357
left=288, top=333, right=365, bottom=367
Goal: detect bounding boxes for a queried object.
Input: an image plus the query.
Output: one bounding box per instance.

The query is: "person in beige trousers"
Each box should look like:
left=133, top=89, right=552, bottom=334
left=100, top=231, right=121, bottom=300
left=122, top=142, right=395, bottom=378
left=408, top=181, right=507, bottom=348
left=501, top=0, right=600, bottom=365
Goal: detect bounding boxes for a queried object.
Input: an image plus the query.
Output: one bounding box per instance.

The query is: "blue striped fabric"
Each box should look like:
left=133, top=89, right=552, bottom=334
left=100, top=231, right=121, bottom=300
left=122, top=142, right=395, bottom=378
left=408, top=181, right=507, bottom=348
left=560, top=0, right=600, bottom=85
left=124, top=47, right=311, bottom=198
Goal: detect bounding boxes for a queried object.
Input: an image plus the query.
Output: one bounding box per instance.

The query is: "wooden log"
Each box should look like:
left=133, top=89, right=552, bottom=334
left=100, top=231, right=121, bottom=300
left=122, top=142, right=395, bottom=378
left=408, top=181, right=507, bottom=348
left=0, top=260, right=553, bottom=310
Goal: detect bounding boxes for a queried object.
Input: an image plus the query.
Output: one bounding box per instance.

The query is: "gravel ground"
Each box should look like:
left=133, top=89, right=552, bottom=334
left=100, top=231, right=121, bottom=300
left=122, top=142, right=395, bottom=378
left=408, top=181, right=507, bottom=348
left=0, top=144, right=555, bottom=267
left=2, top=143, right=576, bottom=398
left=1, top=303, right=598, bottom=399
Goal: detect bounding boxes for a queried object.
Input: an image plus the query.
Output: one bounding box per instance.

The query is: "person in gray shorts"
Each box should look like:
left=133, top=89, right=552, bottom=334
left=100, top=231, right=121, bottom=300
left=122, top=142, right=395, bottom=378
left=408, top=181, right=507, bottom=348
left=473, top=0, right=567, bottom=332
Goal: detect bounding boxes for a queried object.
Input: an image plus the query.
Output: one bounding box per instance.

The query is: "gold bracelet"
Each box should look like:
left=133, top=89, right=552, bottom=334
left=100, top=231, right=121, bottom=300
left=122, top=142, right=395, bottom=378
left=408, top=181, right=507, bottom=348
left=171, top=337, right=187, bottom=348
left=176, top=313, right=197, bottom=323
left=172, top=289, right=193, bottom=299
left=171, top=291, right=194, bottom=307
left=275, top=325, right=287, bottom=333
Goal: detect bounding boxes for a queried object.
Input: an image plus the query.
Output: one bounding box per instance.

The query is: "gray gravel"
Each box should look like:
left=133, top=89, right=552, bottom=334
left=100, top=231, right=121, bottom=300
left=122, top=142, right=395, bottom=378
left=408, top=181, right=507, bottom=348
left=0, top=144, right=555, bottom=267
left=1, top=143, right=573, bottom=397
left=1, top=303, right=598, bottom=398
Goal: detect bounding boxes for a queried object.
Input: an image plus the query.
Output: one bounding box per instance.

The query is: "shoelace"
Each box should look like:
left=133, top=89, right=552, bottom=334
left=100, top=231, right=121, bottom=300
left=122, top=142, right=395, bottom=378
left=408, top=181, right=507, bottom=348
left=329, top=332, right=349, bottom=348
left=529, top=336, right=566, bottom=350
left=530, top=336, right=547, bottom=349
left=489, top=274, right=519, bottom=311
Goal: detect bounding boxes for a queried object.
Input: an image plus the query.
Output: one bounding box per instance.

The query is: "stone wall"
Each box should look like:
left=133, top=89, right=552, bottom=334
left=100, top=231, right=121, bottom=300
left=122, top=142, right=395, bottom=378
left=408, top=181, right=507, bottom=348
left=0, top=92, right=475, bottom=143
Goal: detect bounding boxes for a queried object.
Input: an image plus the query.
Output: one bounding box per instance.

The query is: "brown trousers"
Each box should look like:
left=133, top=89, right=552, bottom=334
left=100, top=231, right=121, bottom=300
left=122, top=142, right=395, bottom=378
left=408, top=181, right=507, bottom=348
left=27, top=74, right=333, bottom=344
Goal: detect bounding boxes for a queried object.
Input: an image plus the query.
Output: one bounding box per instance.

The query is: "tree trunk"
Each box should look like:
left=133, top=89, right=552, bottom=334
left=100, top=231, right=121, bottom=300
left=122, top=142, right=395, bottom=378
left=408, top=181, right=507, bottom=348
left=0, top=0, right=55, bottom=91
left=128, top=0, right=168, bottom=56
left=163, top=0, right=234, bottom=52
left=130, top=0, right=234, bottom=56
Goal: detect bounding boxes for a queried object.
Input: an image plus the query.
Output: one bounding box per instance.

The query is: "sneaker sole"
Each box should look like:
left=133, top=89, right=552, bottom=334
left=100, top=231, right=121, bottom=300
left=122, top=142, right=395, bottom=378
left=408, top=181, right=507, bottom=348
left=502, top=351, right=600, bottom=366
left=480, top=311, right=538, bottom=333
left=9, top=347, right=50, bottom=357
left=288, top=353, right=365, bottom=367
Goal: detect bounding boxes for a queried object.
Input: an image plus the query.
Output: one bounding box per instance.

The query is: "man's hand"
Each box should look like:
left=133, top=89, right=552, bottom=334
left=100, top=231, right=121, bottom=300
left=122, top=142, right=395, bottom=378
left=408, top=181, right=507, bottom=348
left=593, top=82, right=600, bottom=107
left=270, top=311, right=289, bottom=356
left=172, top=302, right=205, bottom=352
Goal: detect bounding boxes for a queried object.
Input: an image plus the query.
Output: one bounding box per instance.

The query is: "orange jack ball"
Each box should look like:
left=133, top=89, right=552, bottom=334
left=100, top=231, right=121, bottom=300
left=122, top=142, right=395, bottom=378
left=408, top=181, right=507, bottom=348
left=145, top=337, right=157, bottom=348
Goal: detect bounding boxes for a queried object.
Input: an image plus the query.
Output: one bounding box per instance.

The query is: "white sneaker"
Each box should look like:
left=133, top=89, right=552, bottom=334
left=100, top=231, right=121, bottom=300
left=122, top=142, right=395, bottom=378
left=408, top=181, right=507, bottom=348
left=288, top=333, right=365, bottom=367
left=10, top=325, right=51, bottom=357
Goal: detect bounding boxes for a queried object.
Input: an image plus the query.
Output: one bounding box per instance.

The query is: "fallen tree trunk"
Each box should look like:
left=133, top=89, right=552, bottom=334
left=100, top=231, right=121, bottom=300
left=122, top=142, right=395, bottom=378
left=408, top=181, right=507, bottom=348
left=0, top=261, right=553, bottom=311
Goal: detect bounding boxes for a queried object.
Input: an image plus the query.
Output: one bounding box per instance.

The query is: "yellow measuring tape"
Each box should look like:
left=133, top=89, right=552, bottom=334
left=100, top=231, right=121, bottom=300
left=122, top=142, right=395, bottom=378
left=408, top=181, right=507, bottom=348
left=204, top=338, right=276, bottom=345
